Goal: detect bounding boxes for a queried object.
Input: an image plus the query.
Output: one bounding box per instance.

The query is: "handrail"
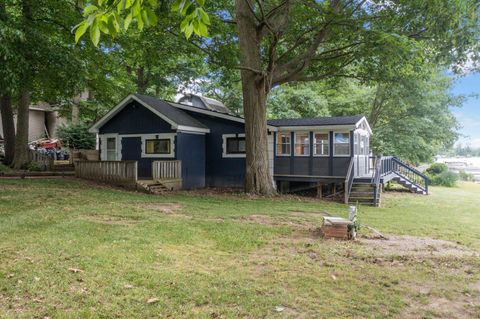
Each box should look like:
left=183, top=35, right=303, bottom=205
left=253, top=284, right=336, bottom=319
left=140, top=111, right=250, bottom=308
left=372, top=156, right=383, bottom=206
left=344, top=157, right=355, bottom=204
left=378, top=156, right=429, bottom=194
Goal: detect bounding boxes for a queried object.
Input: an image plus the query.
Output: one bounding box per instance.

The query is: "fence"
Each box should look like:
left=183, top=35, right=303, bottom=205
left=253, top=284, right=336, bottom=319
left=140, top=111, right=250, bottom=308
left=75, top=161, right=138, bottom=186
left=152, top=160, right=182, bottom=180
left=28, top=149, right=54, bottom=170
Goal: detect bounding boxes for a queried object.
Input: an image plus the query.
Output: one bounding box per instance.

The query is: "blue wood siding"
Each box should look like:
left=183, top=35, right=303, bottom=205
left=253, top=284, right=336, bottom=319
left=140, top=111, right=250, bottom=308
left=181, top=110, right=245, bottom=188
left=99, top=101, right=174, bottom=134
left=176, top=132, right=206, bottom=189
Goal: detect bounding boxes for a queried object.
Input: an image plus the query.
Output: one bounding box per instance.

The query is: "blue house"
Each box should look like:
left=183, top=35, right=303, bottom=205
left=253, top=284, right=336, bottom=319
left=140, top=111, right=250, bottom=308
left=89, top=93, right=428, bottom=205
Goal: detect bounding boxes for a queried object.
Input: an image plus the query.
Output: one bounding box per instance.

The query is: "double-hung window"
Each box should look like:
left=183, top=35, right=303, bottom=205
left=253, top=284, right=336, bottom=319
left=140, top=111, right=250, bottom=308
left=334, top=132, right=350, bottom=156
left=294, top=132, right=310, bottom=156
left=313, top=133, right=329, bottom=156
left=106, top=137, right=117, bottom=160
left=276, top=132, right=291, bottom=156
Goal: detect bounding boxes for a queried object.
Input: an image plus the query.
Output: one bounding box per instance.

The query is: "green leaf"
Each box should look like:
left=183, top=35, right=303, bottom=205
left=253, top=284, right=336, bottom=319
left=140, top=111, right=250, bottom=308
left=147, top=0, right=158, bottom=7
left=141, top=10, right=150, bottom=27
left=197, top=21, right=208, bottom=36
left=185, top=22, right=194, bottom=39
left=74, top=21, right=89, bottom=43
left=83, top=5, right=98, bottom=17
left=198, top=8, right=210, bottom=25
left=107, top=14, right=118, bottom=35
left=133, top=0, right=141, bottom=16
left=137, top=13, right=144, bottom=30
left=145, top=8, right=158, bottom=26
left=124, top=12, right=133, bottom=30
left=125, top=0, right=133, bottom=9
left=99, top=20, right=110, bottom=34
left=171, top=0, right=182, bottom=12
left=196, top=0, right=205, bottom=6
left=90, top=19, right=101, bottom=46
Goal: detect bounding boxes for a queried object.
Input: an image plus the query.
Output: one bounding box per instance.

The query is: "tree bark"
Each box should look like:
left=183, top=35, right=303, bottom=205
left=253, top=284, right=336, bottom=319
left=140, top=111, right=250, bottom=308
left=12, top=0, right=32, bottom=169
left=0, top=95, right=16, bottom=165
left=236, top=0, right=275, bottom=195
left=12, top=87, right=30, bottom=169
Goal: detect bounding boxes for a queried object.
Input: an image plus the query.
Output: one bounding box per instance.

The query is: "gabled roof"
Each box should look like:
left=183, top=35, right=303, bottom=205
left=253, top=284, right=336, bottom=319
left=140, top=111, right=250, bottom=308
left=89, top=94, right=210, bottom=133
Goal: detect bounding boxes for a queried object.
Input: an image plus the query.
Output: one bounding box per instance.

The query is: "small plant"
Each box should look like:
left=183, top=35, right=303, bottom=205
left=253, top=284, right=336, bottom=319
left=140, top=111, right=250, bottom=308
left=459, top=170, right=475, bottom=182
left=0, top=163, right=11, bottom=173
left=426, top=163, right=448, bottom=175
left=57, top=123, right=96, bottom=150
left=26, top=162, right=43, bottom=172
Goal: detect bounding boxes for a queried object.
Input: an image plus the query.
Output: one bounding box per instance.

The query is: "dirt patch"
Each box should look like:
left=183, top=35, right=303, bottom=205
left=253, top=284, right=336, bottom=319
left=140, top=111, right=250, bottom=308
left=359, top=235, right=478, bottom=258
left=289, top=211, right=330, bottom=218
left=238, top=214, right=316, bottom=229
left=141, top=203, right=182, bottom=214
left=81, top=215, right=141, bottom=226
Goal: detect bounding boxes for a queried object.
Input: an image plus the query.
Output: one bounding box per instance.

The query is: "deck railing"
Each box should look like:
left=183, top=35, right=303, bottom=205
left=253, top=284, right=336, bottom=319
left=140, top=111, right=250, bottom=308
left=152, top=160, right=182, bottom=180
left=28, top=149, right=54, bottom=171
left=75, top=161, right=138, bottom=186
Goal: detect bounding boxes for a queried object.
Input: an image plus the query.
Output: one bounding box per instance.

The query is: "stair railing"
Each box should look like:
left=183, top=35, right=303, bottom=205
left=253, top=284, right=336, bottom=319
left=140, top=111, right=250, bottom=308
left=344, top=157, right=355, bottom=204
left=391, top=157, right=429, bottom=194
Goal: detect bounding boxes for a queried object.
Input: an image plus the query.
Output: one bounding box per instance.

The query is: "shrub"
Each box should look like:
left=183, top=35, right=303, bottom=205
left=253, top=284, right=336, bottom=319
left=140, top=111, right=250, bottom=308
left=429, top=170, right=458, bottom=187
left=57, top=123, right=96, bottom=150
left=0, top=163, right=10, bottom=173
left=426, top=163, right=448, bottom=175
left=459, top=170, right=475, bottom=182
left=26, top=162, right=43, bottom=172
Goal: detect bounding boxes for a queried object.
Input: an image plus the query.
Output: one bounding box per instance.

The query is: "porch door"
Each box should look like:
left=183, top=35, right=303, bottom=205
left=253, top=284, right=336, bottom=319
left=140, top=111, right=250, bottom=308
left=358, top=135, right=369, bottom=176
left=121, top=137, right=150, bottom=178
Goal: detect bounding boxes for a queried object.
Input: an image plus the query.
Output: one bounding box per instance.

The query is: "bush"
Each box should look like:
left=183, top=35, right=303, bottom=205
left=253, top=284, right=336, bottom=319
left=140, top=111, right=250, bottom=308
left=426, top=163, right=448, bottom=175
left=57, top=123, right=96, bottom=150
left=26, top=162, right=43, bottom=172
left=428, top=170, right=458, bottom=187
left=0, top=163, right=10, bottom=173
left=459, top=170, right=475, bottom=182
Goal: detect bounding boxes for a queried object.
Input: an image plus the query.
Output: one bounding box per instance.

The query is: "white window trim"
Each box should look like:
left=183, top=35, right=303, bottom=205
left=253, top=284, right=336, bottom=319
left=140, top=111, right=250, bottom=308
left=276, top=132, right=292, bottom=157
left=333, top=132, right=351, bottom=157
left=141, top=133, right=176, bottom=158
left=100, top=133, right=120, bottom=161
left=222, top=133, right=246, bottom=158
left=313, top=132, right=330, bottom=157
left=293, top=132, right=310, bottom=157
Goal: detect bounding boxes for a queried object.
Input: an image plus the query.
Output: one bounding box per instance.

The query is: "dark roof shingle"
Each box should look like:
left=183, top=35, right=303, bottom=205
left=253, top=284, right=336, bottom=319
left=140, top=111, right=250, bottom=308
left=267, top=115, right=364, bottom=127
left=134, top=94, right=208, bottom=129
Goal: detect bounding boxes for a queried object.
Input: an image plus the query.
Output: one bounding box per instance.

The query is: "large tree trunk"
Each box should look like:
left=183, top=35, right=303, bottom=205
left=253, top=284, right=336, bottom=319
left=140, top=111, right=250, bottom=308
left=236, top=0, right=275, bottom=195
left=12, top=88, right=30, bottom=169
left=0, top=95, right=16, bottom=165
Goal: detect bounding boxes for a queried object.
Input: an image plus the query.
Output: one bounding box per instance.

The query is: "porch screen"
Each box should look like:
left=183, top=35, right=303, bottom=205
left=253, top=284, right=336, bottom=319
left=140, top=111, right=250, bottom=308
left=334, top=132, right=350, bottom=156
left=145, top=139, right=171, bottom=154
left=314, top=133, right=329, bottom=156
left=276, top=132, right=291, bottom=155
left=294, top=133, right=310, bottom=156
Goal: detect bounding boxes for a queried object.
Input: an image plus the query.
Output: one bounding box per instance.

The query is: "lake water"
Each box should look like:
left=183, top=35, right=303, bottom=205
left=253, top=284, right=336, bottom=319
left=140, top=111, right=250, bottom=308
left=436, top=156, right=480, bottom=182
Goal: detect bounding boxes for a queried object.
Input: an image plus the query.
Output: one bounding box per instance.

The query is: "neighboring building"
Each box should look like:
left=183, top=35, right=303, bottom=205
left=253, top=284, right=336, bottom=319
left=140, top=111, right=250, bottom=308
left=0, top=102, right=66, bottom=142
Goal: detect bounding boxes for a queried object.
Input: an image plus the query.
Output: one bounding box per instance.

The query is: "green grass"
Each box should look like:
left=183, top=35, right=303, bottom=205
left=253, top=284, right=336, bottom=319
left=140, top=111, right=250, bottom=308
left=0, top=179, right=479, bottom=318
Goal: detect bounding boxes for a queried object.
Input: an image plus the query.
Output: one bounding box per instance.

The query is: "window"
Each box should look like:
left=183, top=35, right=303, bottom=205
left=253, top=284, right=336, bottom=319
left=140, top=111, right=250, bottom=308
left=360, top=136, right=365, bottom=155
left=334, top=132, right=350, bottom=156
left=294, top=132, right=310, bottom=156
left=226, top=137, right=246, bottom=154
left=106, top=137, right=117, bottom=160
left=354, top=133, right=359, bottom=154
left=145, top=139, right=171, bottom=154
left=313, top=133, right=329, bottom=156
left=276, top=132, right=291, bottom=156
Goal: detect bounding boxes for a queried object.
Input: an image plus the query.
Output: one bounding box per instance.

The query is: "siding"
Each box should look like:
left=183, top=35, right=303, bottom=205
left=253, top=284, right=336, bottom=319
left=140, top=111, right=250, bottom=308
left=181, top=110, right=246, bottom=188
left=176, top=132, right=206, bottom=189
left=99, top=101, right=175, bottom=135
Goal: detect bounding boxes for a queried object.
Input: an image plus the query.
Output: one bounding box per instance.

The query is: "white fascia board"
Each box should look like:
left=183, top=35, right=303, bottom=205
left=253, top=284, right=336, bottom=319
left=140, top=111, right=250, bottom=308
left=176, top=125, right=210, bottom=134
left=274, top=125, right=356, bottom=132
left=356, top=116, right=373, bottom=135
left=89, top=94, right=180, bottom=133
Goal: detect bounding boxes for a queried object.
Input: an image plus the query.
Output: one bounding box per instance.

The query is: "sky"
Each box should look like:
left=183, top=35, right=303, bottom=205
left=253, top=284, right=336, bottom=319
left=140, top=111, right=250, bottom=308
left=451, top=72, right=480, bottom=148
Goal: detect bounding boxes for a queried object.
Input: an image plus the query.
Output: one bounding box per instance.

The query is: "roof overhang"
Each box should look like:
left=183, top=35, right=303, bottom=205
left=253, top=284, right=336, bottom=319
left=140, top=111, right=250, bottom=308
left=89, top=94, right=210, bottom=134
left=273, top=124, right=357, bottom=132
left=169, top=101, right=278, bottom=131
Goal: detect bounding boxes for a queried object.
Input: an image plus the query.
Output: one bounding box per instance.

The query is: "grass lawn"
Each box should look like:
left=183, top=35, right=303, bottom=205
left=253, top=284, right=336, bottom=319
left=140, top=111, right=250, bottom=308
left=0, top=179, right=479, bottom=318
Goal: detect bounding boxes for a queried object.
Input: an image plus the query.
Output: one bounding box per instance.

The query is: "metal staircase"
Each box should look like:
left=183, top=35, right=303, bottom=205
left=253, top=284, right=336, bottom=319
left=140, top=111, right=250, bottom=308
left=345, top=156, right=429, bottom=206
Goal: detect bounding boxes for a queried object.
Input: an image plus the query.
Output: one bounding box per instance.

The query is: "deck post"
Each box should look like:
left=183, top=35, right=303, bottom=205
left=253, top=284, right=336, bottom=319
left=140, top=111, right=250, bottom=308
left=316, top=184, right=323, bottom=199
